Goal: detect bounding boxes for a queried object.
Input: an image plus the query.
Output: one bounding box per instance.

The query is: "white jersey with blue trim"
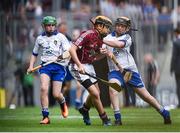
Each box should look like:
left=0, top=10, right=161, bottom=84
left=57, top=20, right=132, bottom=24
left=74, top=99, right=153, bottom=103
left=103, top=31, right=138, bottom=72
left=32, top=30, right=71, bottom=66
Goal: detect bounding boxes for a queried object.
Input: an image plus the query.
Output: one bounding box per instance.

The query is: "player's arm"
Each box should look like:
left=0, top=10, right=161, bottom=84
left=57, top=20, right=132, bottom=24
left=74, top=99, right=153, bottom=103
left=27, top=54, right=38, bottom=73
left=69, top=44, right=85, bottom=73
left=103, top=38, right=125, bottom=48
left=100, top=44, right=113, bottom=58
left=69, top=44, right=81, bottom=66
left=27, top=38, right=39, bottom=73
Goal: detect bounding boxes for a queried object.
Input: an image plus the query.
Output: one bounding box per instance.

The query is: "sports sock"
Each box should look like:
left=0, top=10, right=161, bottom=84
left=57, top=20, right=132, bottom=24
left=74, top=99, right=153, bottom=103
left=75, top=99, right=81, bottom=108
left=160, top=109, right=170, bottom=118
left=58, top=97, right=65, bottom=105
left=158, top=106, right=164, bottom=113
left=42, top=108, right=49, bottom=118
left=58, top=97, right=66, bottom=110
left=99, top=112, right=108, bottom=122
left=114, top=110, right=121, bottom=120
left=82, top=103, right=90, bottom=111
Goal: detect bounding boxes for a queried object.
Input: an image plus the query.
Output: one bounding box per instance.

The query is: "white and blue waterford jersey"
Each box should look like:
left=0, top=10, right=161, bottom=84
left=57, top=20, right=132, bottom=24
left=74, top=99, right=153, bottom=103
left=32, top=30, right=71, bottom=66
left=103, top=31, right=138, bottom=73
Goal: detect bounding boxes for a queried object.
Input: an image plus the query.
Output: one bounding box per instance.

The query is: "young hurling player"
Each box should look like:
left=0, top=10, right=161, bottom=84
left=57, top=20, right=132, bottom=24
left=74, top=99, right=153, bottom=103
left=27, top=16, right=70, bottom=124
left=69, top=15, right=112, bottom=126
left=101, top=16, right=172, bottom=125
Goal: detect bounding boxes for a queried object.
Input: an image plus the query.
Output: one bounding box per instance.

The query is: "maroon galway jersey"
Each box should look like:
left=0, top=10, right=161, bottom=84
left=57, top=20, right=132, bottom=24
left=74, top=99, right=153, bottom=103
left=73, top=29, right=103, bottom=64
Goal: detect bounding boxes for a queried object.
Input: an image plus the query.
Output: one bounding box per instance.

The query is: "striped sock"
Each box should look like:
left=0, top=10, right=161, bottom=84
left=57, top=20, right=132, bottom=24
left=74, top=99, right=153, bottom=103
left=82, top=103, right=90, bottom=111
left=99, top=112, right=108, bottom=121
left=58, top=97, right=65, bottom=105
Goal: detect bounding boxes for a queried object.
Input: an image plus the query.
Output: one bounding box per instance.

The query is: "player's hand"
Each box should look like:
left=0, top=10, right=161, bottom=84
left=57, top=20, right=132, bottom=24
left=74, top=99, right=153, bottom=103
left=100, top=48, right=108, bottom=54
left=122, top=69, right=132, bottom=82
left=27, top=66, right=33, bottom=74
left=107, top=51, right=113, bottom=59
left=78, top=64, right=85, bottom=74
left=100, top=48, right=113, bottom=58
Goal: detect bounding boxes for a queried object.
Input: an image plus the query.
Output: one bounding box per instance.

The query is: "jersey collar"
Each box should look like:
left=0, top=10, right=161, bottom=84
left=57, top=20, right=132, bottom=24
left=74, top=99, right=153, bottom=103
left=41, top=30, right=58, bottom=36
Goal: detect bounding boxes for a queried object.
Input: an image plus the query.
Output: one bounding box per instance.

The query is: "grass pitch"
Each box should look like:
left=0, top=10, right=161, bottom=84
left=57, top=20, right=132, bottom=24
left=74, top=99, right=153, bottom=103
left=0, top=107, right=180, bottom=132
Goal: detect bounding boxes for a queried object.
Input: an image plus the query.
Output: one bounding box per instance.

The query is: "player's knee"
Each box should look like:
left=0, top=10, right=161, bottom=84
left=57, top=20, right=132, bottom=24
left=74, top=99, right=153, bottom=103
left=40, top=85, right=48, bottom=95
left=52, top=92, right=61, bottom=99
left=109, top=88, right=119, bottom=95
left=81, top=79, right=100, bottom=99
left=91, top=89, right=100, bottom=99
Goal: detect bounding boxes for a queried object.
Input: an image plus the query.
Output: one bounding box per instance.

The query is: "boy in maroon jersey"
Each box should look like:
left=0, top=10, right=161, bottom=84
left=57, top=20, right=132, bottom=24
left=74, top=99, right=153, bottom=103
left=69, top=16, right=112, bottom=126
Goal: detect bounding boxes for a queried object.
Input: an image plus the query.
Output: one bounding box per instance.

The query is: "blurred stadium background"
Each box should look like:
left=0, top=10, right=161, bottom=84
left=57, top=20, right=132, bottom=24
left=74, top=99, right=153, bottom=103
left=0, top=0, right=179, bottom=109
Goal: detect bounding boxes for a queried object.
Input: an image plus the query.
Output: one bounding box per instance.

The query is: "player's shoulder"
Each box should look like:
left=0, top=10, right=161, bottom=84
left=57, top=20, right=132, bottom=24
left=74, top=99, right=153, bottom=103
left=57, top=32, right=65, bottom=37
left=117, top=33, right=131, bottom=40
left=104, top=31, right=116, bottom=40
left=80, top=29, right=96, bottom=37
left=35, top=34, right=44, bottom=43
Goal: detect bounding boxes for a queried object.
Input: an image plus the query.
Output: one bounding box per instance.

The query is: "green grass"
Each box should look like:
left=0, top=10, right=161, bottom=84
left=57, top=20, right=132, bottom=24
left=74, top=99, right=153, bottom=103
left=0, top=107, right=180, bottom=132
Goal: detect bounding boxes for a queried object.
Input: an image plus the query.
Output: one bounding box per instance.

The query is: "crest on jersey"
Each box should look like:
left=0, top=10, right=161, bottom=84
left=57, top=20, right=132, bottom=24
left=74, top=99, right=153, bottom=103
left=113, top=48, right=120, bottom=56
left=54, top=40, right=57, bottom=45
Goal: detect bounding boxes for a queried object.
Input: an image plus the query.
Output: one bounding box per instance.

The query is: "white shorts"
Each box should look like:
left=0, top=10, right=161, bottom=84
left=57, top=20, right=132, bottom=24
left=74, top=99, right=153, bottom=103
left=69, top=63, right=97, bottom=83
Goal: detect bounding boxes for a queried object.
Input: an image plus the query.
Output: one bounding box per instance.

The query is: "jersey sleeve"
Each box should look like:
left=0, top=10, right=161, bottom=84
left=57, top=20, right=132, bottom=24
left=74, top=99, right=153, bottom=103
left=102, top=34, right=112, bottom=49
left=73, top=31, right=88, bottom=49
left=117, top=34, right=132, bottom=48
left=32, top=37, right=41, bottom=56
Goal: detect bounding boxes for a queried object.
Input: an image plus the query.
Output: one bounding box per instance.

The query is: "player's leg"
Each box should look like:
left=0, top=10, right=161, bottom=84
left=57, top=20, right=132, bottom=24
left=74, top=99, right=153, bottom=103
left=80, top=83, right=98, bottom=110
left=62, top=81, right=71, bottom=96
left=93, top=83, right=111, bottom=126
left=62, top=81, right=71, bottom=106
left=80, top=80, right=111, bottom=126
left=52, top=81, right=68, bottom=118
left=134, top=87, right=171, bottom=124
left=79, top=64, right=111, bottom=126
left=128, top=71, right=171, bottom=124
left=69, top=64, right=111, bottom=126
left=75, top=81, right=83, bottom=109
left=109, top=78, right=122, bottom=125
left=108, top=70, right=124, bottom=125
left=39, top=73, right=51, bottom=124
left=52, top=65, right=68, bottom=118
left=62, top=66, right=74, bottom=106
left=69, top=64, right=92, bottom=125
left=78, top=93, right=92, bottom=125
